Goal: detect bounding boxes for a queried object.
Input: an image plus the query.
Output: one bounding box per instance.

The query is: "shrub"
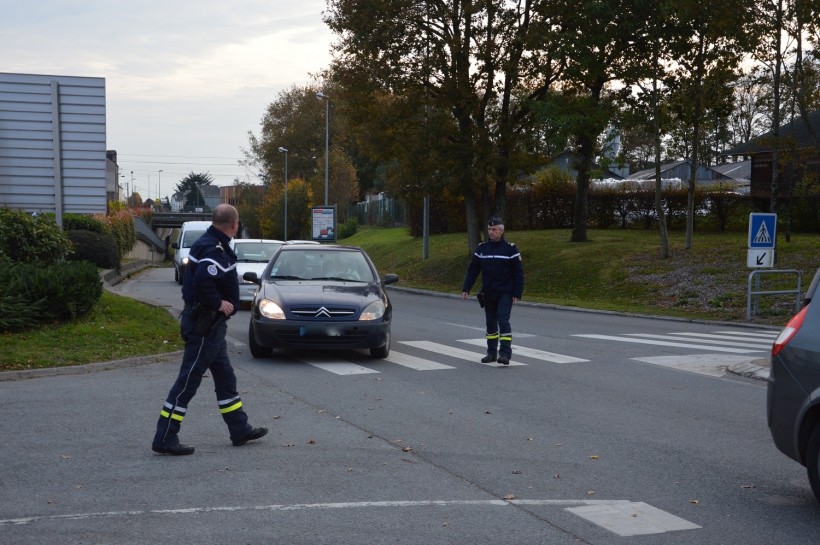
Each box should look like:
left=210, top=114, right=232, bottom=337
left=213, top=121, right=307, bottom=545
left=64, top=213, right=105, bottom=233
left=0, top=260, right=102, bottom=331
left=0, top=208, right=72, bottom=264
left=337, top=217, right=359, bottom=239
left=94, top=211, right=136, bottom=259
left=66, top=230, right=121, bottom=270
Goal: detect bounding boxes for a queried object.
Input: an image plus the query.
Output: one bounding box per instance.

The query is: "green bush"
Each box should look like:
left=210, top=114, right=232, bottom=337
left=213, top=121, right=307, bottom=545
left=337, top=217, right=359, bottom=239
left=64, top=213, right=105, bottom=233
left=66, top=230, right=121, bottom=270
left=0, top=208, right=72, bottom=264
left=98, top=210, right=137, bottom=259
left=0, top=259, right=102, bottom=331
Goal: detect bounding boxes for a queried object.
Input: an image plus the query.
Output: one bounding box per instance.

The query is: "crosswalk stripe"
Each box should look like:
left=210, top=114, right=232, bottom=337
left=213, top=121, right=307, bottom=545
left=715, top=330, right=779, bottom=338
left=666, top=332, right=774, bottom=345
left=399, top=340, right=527, bottom=367
left=457, top=339, right=588, bottom=363
left=305, top=361, right=381, bottom=375
left=573, top=334, right=764, bottom=353
left=625, top=333, right=772, bottom=349
left=386, top=351, right=455, bottom=371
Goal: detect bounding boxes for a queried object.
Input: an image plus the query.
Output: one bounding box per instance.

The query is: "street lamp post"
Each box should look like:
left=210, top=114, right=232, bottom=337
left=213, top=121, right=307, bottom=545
left=278, top=147, right=289, bottom=241
left=158, top=170, right=163, bottom=207
left=316, top=92, right=329, bottom=205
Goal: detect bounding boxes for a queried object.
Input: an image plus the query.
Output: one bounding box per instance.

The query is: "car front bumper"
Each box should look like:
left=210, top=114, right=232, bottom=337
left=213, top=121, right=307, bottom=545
left=250, top=317, right=390, bottom=350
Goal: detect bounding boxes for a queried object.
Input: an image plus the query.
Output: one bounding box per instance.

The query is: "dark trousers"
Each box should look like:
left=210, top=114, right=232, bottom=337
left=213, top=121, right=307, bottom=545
left=484, top=292, right=513, bottom=358
left=152, top=311, right=251, bottom=448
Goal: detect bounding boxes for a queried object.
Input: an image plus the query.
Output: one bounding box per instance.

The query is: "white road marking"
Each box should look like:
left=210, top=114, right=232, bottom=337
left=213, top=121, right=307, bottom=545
left=573, top=334, right=763, bottom=353
left=399, top=340, right=527, bottom=367
left=304, top=361, right=381, bottom=375
left=386, top=351, right=455, bottom=371
left=665, top=332, right=774, bottom=345
left=566, top=501, right=701, bottom=537
left=0, top=499, right=700, bottom=537
left=625, top=333, right=771, bottom=349
left=716, top=330, right=778, bottom=338
left=632, top=354, right=761, bottom=377
left=457, top=339, right=588, bottom=363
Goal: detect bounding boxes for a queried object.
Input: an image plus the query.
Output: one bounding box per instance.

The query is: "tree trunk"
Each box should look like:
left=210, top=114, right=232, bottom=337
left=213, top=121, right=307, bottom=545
left=571, top=133, right=594, bottom=242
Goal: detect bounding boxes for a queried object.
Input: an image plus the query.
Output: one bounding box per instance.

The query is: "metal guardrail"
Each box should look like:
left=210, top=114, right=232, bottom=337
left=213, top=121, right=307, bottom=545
left=747, top=269, right=802, bottom=321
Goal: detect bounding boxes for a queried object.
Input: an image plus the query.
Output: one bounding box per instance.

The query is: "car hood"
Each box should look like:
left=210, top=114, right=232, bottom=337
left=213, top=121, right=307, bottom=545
left=260, top=281, right=384, bottom=307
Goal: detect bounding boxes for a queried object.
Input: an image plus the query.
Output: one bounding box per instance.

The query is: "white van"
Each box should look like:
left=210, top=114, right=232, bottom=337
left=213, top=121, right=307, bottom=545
left=172, top=220, right=211, bottom=284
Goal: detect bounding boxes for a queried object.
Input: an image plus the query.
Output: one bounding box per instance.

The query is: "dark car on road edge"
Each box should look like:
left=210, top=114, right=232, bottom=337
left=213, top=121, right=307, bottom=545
left=768, top=266, right=820, bottom=501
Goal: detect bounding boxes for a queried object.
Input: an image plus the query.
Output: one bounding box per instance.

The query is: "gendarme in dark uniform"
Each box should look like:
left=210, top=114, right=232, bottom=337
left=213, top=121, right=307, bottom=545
left=152, top=204, right=267, bottom=455
left=461, top=217, right=524, bottom=365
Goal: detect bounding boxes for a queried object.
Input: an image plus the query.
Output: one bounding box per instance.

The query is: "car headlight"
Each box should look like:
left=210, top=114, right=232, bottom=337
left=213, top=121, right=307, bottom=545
left=181, top=257, right=189, bottom=266
left=360, top=300, right=386, bottom=321
left=258, top=299, right=285, bottom=320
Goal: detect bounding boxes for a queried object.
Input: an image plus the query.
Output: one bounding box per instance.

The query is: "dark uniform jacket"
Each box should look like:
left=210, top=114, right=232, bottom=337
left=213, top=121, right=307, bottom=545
left=181, top=225, right=240, bottom=315
left=462, top=237, right=524, bottom=298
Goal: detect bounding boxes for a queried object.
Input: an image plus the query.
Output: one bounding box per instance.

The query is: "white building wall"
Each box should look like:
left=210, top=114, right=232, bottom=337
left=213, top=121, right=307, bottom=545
left=0, top=72, right=107, bottom=217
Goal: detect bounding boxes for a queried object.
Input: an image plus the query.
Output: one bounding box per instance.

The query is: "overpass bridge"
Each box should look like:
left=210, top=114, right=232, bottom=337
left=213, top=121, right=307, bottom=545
left=151, top=212, right=211, bottom=229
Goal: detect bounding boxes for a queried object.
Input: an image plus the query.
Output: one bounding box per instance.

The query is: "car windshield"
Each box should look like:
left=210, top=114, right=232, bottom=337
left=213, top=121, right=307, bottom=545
left=181, top=230, right=206, bottom=248
left=269, top=250, right=374, bottom=282
left=235, top=242, right=281, bottom=263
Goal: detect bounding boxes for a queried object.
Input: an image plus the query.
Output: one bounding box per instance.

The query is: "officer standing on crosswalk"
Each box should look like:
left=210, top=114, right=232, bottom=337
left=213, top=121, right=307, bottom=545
left=461, top=216, right=524, bottom=365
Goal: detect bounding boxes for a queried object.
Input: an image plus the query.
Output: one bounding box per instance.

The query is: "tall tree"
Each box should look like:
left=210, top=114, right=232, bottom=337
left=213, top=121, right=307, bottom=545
left=326, top=0, right=561, bottom=252
left=175, top=172, right=215, bottom=211
left=663, top=0, right=757, bottom=249
left=539, top=0, right=654, bottom=243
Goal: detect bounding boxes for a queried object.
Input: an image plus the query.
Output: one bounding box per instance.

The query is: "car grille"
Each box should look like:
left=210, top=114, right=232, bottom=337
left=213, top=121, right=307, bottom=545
left=290, top=306, right=356, bottom=319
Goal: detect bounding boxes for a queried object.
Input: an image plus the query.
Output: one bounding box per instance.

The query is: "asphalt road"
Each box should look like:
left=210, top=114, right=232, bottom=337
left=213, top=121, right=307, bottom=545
left=1, top=266, right=817, bottom=544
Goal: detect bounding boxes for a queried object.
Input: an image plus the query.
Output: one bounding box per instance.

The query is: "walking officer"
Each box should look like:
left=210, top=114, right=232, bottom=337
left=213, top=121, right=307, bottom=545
left=461, top=217, right=524, bottom=365
left=152, top=204, right=267, bottom=455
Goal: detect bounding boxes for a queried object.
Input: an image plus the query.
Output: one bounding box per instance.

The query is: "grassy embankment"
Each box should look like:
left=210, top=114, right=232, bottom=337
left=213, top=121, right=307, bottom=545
left=1, top=227, right=816, bottom=371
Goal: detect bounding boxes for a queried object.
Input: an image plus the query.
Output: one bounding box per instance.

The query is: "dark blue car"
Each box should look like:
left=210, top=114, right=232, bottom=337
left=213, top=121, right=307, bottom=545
left=244, top=244, right=398, bottom=359
left=768, top=266, right=820, bottom=501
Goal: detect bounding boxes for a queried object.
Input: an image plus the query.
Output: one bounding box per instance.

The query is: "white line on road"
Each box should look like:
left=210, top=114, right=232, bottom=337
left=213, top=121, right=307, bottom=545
left=573, top=334, right=764, bottom=353
left=625, top=333, right=771, bottom=349
left=0, top=499, right=700, bottom=536
left=457, top=339, right=588, bottom=363
left=400, top=340, right=527, bottom=367
left=305, top=361, right=381, bottom=375
left=386, top=350, right=455, bottom=371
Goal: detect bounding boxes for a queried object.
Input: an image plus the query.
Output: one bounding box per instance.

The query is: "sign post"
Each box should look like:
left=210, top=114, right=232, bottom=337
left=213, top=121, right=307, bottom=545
left=746, top=213, right=776, bottom=268
left=312, top=206, right=336, bottom=242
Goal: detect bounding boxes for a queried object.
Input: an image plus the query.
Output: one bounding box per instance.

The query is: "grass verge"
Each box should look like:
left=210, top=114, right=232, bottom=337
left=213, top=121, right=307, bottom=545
left=0, top=290, right=184, bottom=372
left=1, top=226, right=816, bottom=372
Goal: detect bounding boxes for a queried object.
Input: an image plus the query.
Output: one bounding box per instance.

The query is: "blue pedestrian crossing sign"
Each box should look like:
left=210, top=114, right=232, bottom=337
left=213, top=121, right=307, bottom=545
left=748, top=213, right=776, bottom=249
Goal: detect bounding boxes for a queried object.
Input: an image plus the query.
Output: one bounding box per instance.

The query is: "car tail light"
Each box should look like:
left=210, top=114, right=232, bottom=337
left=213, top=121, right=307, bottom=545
left=772, top=304, right=809, bottom=357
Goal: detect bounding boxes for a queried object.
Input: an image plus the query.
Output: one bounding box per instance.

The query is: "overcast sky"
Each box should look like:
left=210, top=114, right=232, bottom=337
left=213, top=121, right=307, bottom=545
left=2, top=0, right=334, bottom=200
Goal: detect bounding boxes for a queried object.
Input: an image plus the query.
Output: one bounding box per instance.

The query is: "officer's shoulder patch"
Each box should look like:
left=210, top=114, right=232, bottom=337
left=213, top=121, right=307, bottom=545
left=207, top=264, right=218, bottom=276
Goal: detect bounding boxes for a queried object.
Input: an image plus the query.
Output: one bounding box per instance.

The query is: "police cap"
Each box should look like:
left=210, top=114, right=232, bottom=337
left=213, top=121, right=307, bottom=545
left=488, top=216, right=504, bottom=226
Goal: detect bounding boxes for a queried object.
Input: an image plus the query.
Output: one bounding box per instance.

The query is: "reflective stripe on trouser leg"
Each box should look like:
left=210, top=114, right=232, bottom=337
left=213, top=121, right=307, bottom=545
left=486, top=330, right=499, bottom=356
left=499, top=332, right=512, bottom=358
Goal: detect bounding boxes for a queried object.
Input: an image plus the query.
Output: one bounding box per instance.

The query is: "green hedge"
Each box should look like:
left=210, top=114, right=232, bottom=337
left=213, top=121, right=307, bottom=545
left=0, top=208, right=71, bottom=263
left=67, top=230, right=121, bottom=271
left=0, top=259, right=102, bottom=332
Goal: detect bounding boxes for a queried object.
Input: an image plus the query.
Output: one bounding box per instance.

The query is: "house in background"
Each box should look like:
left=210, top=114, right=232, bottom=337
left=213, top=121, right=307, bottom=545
left=726, top=110, right=820, bottom=200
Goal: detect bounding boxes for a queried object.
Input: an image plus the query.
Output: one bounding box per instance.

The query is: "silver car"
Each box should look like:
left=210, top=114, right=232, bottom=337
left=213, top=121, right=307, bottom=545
left=230, top=239, right=284, bottom=307
left=767, top=266, right=820, bottom=501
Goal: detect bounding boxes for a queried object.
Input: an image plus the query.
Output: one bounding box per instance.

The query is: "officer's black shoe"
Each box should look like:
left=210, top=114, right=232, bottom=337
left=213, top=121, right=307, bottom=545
left=481, top=354, right=497, bottom=363
left=497, top=355, right=510, bottom=365
left=232, top=427, right=268, bottom=446
left=152, top=443, right=195, bottom=456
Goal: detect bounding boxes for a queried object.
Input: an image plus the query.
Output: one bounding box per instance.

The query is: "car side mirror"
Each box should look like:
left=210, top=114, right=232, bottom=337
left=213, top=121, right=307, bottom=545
left=171, top=242, right=180, bottom=249
left=382, top=273, right=399, bottom=286
left=243, top=271, right=261, bottom=285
